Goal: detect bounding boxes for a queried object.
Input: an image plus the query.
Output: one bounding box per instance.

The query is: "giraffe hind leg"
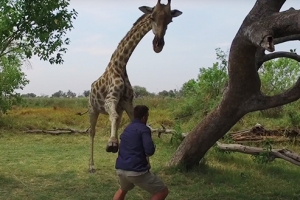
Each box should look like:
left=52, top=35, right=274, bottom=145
left=122, top=101, right=134, bottom=121
left=89, top=108, right=99, bottom=173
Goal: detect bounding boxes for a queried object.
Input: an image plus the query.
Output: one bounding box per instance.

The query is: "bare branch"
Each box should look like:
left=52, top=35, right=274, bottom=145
left=247, top=78, right=300, bottom=111
left=245, top=10, right=300, bottom=52
left=0, top=48, right=19, bottom=58
left=261, top=51, right=300, bottom=63
left=0, top=22, right=26, bottom=57
left=274, top=34, right=300, bottom=45
left=255, top=35, right=300, bottom=69
left=0, top=36, right=17, bottom=57
left=76, top=110, right=88, bottom=116
left=247, top=0, right=285, bottom=18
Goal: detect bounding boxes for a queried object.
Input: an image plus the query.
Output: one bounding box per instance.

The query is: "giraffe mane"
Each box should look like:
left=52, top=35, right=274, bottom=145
left=114, top=13, right=150, bottom=51
left=133, top=13, right=148, bottom=26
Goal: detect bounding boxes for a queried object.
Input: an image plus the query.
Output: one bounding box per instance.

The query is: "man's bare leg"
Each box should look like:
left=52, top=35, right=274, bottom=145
left=113, top=189, right=127, bottom=200
left=151, top=187, right=169, bottom=200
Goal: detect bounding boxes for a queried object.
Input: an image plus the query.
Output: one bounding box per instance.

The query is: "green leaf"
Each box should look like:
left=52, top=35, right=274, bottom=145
left=0, top=0, right=78, bottom=64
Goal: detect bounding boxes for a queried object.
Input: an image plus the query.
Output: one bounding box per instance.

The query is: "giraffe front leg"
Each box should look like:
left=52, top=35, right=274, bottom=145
left=105, top=102, right=120, bottom=153
left=108, top=110, right=123, bottom=151
left=106, top=119, right=118, bottom=153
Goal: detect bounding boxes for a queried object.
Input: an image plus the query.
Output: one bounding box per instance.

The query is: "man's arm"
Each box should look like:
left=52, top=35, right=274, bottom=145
left=142, top=127, right=155, bottom=156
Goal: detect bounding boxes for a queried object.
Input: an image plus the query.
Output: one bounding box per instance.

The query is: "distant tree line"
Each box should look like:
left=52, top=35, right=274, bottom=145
left=132, top=86, right=182, bottom=98
left=12, top=47, right=300, bottom=121
left=20, top=47, right=299, bottom=103
left=21, top=87, right=183, bottom=99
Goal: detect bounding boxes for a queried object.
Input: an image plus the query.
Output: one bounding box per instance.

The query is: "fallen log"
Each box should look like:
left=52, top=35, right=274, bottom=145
left=232, top=135, right=281, bottom=141
left=234, top=138, right=300, bottom=144
left=24, top=128, right=90, bottom=135
left=23, top=124, right=178, bottom=137
left=216, top=142, right=300, bottom=166
left=147, top=124, right=188, bottom=138
left=147, top=124, right=175, bottom=138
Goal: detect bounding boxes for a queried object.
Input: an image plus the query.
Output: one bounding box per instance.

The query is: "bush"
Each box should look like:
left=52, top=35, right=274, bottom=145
left=174, top=48, right=228, bottom=122
left=0, top=55, right=29, bottom=113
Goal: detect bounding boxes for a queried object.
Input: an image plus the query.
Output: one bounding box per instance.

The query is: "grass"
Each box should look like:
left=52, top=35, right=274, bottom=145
left=1, top=97, right=300, bottom=199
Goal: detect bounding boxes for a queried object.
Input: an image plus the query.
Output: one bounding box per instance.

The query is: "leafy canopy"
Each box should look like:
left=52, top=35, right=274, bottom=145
left=0, top=0, right=77, bottom=113
left=259, top=53, right=300, bottom=95
left=176, top=48, right=300, bottom=121
left=0, top=0, right=78, bottom=64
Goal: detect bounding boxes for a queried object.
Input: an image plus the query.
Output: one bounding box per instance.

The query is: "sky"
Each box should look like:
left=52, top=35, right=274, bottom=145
left=19, top=0, right=298, bottom=96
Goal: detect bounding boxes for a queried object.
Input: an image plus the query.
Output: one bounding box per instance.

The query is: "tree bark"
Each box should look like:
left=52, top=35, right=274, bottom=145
left=168, top=0, right=300, bottom=169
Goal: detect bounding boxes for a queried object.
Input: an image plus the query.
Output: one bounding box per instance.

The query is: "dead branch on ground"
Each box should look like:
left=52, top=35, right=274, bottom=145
left=147, top=124, right=176, bottom=138
left=228, top=123, right=300, bottom=143
left=76, top=110, right=88, bottom=116
left=216, top=142, right=300, bottom=167
left=24, top=128, right=90, bottom=135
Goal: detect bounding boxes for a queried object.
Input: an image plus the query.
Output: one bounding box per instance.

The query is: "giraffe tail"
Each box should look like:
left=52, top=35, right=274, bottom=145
left=76, top=110, right=88, bottom=116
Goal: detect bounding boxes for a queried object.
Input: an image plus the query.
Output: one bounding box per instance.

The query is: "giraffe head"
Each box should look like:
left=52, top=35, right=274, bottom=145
left=139, top=0, right=182, bottom=53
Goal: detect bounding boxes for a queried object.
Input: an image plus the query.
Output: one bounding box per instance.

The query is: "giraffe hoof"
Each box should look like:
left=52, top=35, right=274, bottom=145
left=89, top=165, right=96, bottom=173
left=106, top=142, right=119, bottom=153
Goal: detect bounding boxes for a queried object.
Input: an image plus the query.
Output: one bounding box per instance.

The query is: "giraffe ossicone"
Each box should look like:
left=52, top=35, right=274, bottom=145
left=87, top=0, right=182, bottom=173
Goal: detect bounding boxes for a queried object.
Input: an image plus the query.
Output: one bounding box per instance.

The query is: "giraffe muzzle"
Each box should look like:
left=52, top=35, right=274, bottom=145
left=153, top=37, right=165, bottom=53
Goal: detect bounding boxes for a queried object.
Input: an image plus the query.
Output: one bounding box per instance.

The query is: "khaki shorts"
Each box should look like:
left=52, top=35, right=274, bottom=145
left=116, top=169, right=166, bottom=195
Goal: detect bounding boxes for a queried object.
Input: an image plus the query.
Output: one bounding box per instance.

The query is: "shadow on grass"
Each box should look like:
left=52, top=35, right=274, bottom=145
left=0, top=171, right=112, bottom=200
left=0, top=170, right=150, bottom=200
left=162, top=152, right=300, bottom=200
left=0, top=175, right=22, bottom=197
left=211, top=148, right=300, bottom=181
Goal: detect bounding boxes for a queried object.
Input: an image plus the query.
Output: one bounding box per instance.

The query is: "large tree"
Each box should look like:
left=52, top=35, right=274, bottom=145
left=168, top=0, right=300, bottom=169
left=0, top=0, right=77, bottom=113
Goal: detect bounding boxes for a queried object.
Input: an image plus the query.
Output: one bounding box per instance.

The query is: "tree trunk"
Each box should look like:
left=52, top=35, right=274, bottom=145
left=168, top=0, right=300, bottom=169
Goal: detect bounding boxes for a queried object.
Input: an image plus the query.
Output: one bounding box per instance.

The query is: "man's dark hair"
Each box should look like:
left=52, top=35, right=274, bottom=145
left=134, top=105, right=149, bottom=119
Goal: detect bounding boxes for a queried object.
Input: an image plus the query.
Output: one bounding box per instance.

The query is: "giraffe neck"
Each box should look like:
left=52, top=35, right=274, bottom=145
left=108, top=14, right=152, bottom=73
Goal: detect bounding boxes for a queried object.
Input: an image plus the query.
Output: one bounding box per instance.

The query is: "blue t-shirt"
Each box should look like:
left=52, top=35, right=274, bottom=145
left=115, top=119, right=155, bottom=172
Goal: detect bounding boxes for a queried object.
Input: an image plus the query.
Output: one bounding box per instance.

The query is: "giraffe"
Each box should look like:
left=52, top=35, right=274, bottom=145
left=88, top=0, right=182, bottom=173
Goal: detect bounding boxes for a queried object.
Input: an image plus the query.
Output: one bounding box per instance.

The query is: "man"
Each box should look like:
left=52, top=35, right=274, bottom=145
left=113, top=105, right=169, bottom=200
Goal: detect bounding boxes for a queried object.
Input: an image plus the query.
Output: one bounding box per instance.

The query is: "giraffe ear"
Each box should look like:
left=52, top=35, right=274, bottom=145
left=139, top=6, right=153, bottom=14
left=171, top=9, right=182, bottom=18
